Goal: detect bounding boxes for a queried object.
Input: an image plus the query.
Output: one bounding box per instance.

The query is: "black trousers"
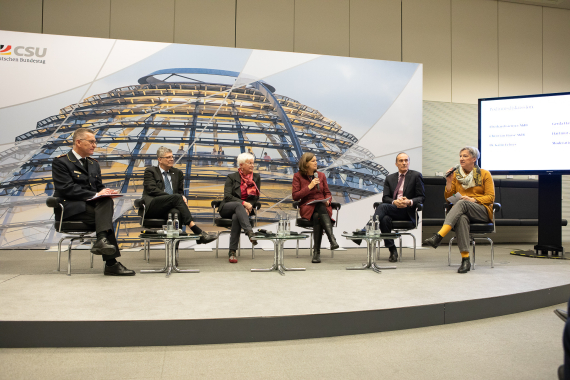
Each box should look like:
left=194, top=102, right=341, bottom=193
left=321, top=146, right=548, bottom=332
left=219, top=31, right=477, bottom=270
left=219, top=202, right=253, bottom=252
left=146, top=194, right=194, bottom=226
left=369, top=203, right=413, bottom=249
left=311, top=202, right=332, bottom=249
left=64, top=197, right=120, bottom=261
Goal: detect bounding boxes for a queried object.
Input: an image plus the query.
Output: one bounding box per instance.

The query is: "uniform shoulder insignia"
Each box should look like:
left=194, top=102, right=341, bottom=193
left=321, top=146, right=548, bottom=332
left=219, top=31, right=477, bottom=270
left=88, top=157, right=98, bottom=162
left=56, top=153, right=66, bottom=158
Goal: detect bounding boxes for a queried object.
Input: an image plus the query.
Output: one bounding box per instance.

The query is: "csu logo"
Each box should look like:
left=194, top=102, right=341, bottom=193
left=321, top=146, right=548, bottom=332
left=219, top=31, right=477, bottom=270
left=0, top=44, right=47, bottom=57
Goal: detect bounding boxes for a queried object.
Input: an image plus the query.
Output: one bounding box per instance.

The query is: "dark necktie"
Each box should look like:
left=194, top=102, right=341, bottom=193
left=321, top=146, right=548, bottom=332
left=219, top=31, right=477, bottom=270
left=163, top=171, right=173, bottom=195
left=80, top=158, right=88, bottom=171
left=392, top=173, right=405, bottom=199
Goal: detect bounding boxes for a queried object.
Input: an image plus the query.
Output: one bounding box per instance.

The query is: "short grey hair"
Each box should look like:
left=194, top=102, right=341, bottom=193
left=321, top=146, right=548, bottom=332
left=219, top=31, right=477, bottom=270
left=460, top=146, right=480, bottom=160
left=237, top=152, right=255, bottom=166
left=156, top=146, right=172, bottom=158
left=395, top=152, right=409, bottom=162
left=73, top=127, right=95, bottom=143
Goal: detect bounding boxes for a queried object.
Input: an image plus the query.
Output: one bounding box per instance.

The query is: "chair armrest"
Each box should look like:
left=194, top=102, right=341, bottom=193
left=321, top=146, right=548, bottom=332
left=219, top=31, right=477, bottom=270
left=444, top=203, right=453, bottom=212
left=211, top=200, right=222, bottom=208
left=415, top=203, right=423, bottom=211
left=134, top=199, right=144, bottom=208
left=331, top=202, right=341, bottom=210
left=46, top=197, right=61, bottom=209
left=493, top=203, right=501, bottom=212
left=373, top=202, right=380, bottom=209
left=292, top=201, right=300, bottom=209
left=253, top=202, right=262, bottom=210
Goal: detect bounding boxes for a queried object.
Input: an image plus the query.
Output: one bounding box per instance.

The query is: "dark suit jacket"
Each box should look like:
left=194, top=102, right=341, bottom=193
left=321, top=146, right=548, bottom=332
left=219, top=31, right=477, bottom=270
left=141, top=166, right=185, bottom=210
left=52, top=151, right=105, bottom=219
left=382, top=169, right=425, bottom=220
left=219, top=172, right=261, bottom=212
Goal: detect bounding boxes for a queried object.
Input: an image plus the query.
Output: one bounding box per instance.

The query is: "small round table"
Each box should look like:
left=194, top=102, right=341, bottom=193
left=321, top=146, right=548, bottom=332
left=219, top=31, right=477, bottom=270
left=342, top=233, right=400, bottom=274
left=251, top=234, right=308, bottom=276
left=139, top=234, right=200, bottom=277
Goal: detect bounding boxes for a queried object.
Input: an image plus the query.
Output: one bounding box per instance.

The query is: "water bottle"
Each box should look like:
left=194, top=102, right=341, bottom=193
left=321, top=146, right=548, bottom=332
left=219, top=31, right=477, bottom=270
left=285, top=214, right=290, bottom=236
left=366, top=215, right=373, bottom=235
left=278, top=214, right=284, bottom=237
left=173, top=214, right=180, bottom=238
left=374, top=215, right=380, bottom=236
left=167, top=213, right=173, bottom=238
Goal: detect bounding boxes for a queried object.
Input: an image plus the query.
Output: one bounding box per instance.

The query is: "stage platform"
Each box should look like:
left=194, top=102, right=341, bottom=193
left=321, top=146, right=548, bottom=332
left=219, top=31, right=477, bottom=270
left=0, top=243, right=569, bottom=348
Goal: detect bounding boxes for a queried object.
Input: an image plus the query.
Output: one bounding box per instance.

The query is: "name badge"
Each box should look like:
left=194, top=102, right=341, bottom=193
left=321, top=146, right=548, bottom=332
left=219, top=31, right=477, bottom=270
left=74, top=171, right=82, bottom=174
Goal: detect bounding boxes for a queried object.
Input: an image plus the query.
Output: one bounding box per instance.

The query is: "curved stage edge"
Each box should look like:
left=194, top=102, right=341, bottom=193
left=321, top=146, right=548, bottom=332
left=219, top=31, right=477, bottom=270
left=2, top=284, right=569, bottom=348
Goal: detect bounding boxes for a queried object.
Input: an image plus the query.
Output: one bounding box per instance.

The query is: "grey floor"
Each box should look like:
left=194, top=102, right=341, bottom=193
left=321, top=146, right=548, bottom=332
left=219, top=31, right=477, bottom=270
left=0, top=303, right=566, bottom=380
left=0, top=244, right=568, bottom=321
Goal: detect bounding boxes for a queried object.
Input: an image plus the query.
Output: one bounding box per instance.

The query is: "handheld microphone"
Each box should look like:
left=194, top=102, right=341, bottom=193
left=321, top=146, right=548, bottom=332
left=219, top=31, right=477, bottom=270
left=314, top=172, right=320, bottom=191
left=444, top=165, right=460, bottom=178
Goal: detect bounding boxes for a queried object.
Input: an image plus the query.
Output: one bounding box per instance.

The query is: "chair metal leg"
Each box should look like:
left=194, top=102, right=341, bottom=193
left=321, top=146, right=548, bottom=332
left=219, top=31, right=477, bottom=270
left=90, top=250, right=93, bottom=269
left=296, top=240, right=299, bottom=258
left=490, top=238, right=494, bottom=268
left=411, top=234, right=416, bottom=260
left=252, top=244, right=255, bottom=259
left=473, top=239, right=475, bottom=270
left=215, top=236, right=219, bottom=258
left=399, top=236, right=403, bottom=262
left=57, top=237, right=65, bottom=271
left=67, top=240, right=73, bottom=276
left=448, top=236, right=455, bottom=266
left=238, top=239, right=241, bottom=257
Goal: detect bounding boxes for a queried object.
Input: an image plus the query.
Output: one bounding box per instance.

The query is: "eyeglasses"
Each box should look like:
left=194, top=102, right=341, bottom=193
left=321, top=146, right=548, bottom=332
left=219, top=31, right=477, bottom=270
left=160, top=156, right=174, bottom=160
left=79, top=139, right=97, bottom=146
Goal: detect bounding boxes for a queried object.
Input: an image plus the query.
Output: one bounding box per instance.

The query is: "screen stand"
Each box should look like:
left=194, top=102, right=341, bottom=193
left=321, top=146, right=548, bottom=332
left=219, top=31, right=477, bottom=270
left=534, top=174, right=564, bottom=256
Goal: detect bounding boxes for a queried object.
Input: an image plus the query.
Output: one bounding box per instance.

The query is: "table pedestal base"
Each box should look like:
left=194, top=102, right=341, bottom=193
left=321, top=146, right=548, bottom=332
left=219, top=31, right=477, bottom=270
left=252, top=239, right=305, bottom=276
left=347, top=239, right=396, bottom=274
left=141, top=239, right=200, bottom=277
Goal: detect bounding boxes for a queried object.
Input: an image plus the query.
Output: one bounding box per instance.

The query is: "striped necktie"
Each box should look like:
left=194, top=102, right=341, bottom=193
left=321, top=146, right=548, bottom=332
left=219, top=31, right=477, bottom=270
left=163, top=171, right=173, bottom=195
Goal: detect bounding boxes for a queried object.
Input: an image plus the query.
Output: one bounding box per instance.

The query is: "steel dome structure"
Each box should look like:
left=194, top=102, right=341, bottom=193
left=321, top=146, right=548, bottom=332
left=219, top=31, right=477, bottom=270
left=0, top=68, right=388, bottom=248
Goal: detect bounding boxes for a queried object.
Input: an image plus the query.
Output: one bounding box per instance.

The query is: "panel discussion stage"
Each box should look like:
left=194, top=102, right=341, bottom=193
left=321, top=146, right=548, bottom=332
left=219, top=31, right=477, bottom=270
left=1, top=244, right=568, bottom=348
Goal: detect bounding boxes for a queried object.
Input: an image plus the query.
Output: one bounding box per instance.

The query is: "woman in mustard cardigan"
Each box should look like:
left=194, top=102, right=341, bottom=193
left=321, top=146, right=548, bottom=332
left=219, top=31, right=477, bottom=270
left=424, top=146, right=495, bottom=273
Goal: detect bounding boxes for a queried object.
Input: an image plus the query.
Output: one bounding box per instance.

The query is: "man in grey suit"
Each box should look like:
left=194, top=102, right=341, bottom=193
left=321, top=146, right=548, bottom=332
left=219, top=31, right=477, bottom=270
left=141, top=146, right=216, bottom=244
left=355, top=152, right=425, bottom=262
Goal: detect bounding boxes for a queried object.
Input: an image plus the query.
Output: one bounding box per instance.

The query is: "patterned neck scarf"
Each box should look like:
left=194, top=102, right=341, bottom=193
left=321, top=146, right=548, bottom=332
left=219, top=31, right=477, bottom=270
left=455, top=165, right=482, bottom=189
left=238, top=169, right=259, bottom=197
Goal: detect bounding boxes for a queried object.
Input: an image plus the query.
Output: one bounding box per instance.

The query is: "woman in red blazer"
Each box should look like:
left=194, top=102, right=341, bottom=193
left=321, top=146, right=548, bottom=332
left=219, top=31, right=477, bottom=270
left=292, top=153, right=339, bottom=263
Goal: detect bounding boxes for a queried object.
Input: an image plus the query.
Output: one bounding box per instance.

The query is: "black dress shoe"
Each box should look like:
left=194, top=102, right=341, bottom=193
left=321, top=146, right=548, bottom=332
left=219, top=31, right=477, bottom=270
left=104, top=262, right=135, bottom=276
left=91, top=238, right=116, bottom=256
left=311, top=251, right=321, bottom=263
left=388, top=247, right=398, bottom=262
left=197, top=232, right=217, bottom=245
left=246, top=230, right=258, bottom=246
left=424, top=233, right=443, bottom=249
left=458, top=257, right=471, bottom=273
left=554, top=308, right=568, bottom=322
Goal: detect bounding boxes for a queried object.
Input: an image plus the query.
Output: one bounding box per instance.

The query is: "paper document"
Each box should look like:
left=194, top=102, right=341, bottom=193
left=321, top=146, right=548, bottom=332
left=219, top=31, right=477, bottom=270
left=306, top=197, right=331, bottom=205
left=446, top=193, right=463, bottom=204
left=87, top=193, right=123, bottom=201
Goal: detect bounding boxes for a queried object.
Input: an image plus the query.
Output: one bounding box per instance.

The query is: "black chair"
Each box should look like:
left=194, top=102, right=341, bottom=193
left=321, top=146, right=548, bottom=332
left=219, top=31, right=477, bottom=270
left=445, top=202, right=501, bottom=269
left=46, top=197, right=98, bottom=276
left=372, top=202, right=423, bottom=262
left=134, top=199, right=170, bottom=263
left=292, top=201, right=341, bottom=257
left=211, top=200, right=261, bottom=258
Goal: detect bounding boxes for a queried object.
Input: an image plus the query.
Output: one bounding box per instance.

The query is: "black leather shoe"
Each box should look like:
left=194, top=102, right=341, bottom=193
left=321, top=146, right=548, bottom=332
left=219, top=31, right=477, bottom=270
left=104, top=262, right=135, bottom=276
left=458, top=257, right=471, bottom=273
left=554, top=308, right=568, bottom=322
left=197, top=232, right=217, bottom=245
left=91, top=238, right=116, bottom=256
left=388, top=247, right=398, bottom=262
left=311, top=251, right=321, bottom=263
left=424, top=233, right=443, bottom=249
left=246, top=230, right=258, bottom=246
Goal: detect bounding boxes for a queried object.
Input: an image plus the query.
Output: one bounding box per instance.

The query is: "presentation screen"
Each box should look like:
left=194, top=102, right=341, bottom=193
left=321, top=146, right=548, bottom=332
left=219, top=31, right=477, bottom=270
left=479, top=92, right=570, bottom=175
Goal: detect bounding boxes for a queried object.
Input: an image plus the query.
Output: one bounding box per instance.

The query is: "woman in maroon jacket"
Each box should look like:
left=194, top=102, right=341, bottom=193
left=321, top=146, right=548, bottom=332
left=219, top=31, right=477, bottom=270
left=292, top=153, right=339, bottom=263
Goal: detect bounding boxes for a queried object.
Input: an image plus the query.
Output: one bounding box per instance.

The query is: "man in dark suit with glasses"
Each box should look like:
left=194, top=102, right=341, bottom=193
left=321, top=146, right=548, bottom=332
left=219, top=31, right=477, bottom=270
left=141, top=146, right=217, bottom=244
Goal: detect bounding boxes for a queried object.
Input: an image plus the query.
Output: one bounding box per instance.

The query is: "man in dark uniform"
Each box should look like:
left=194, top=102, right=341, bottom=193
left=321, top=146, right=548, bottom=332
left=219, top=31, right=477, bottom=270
left=355, top=152, right=425, bottom=262
left=52, top=127, right=135, bottom=276
left=141, top=146, right=217, bottom=244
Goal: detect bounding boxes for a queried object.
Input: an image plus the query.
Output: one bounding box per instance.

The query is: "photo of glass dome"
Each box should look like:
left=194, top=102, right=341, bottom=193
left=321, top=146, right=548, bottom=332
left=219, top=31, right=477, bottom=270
left=0, top=68, right=388, bottom=248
